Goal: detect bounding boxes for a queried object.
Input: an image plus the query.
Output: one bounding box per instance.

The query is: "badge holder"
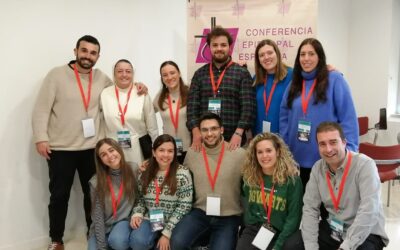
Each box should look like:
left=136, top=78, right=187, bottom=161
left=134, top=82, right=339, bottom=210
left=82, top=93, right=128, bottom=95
left=297, top=120, right=311, bottom=142
left=82, top=118, right=95, bottom=138
left=117, top=129, right=132, bottom=148
left=149, top=209, right=164, bottom=232
left=329, top=217, right=344, bottom=242
left=206, top=193, right=221, bottom=216
left=262, top=120, right=271, bottom=133
left=208, top=98, right=222, bottom=116
left=252, top=223, right=276, bottom=250
left=175, top=138, right=183, bottom=156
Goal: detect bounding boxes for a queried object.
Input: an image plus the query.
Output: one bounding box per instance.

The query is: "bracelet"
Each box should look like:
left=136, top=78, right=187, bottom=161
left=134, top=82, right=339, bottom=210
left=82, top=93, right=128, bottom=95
left=234, top=132, right=242, bottom=137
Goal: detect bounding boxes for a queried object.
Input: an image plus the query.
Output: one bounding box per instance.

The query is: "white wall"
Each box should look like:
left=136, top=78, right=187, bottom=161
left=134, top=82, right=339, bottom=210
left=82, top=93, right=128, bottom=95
left=0, top=0, right=398, bottom=249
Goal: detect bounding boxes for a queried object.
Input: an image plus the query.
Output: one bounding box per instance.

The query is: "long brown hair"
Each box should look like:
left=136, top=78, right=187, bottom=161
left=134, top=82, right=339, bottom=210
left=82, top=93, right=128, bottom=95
left=140, top=134, right=179, bottom=195
left=94, top=138, right=137, bottom=207
left=254, top=39, right=288, bottom=86
left=157, top=61, right=189, bottom=111
left=287, top=38, right=329, bottom=108
left=242, top=133, right=299, bottom=186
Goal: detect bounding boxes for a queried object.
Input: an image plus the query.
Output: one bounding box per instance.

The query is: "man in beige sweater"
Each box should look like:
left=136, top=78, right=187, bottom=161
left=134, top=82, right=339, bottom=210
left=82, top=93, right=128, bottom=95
left=32, top=35, right=112, bottom=250
left=170, top=112, right=246, bottom=250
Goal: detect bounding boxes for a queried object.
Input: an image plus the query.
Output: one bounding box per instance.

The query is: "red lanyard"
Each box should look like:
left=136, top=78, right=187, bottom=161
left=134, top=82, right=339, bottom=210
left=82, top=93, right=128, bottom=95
left=201, top=142, right=225, bottom=191
left=73, top=64, right=93, bottom=113
left=260, top=178, right=275, bottom=224
left=263, top=77, right=278, bottom=117
left=326, top=152, right=353, bottom=212
left=167, top=95, right=180, bottom=134
left=154, top=168, right=170, bottom=205
left=209, top=61, right=234, bottom=96
left=106, top=175, right=124, bottom=219
left=301, top=79, right=317, bottom=116
left=114, top=84, right=133, bottom=127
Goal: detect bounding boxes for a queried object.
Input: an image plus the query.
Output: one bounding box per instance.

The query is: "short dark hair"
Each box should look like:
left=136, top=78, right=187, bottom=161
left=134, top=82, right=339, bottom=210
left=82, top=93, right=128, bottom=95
left=206, top=26, right=233, bottom=46
left=316, top=121, right=345, bottom=141
left=76, top=35, right=101, bottom=53
left=199, top=112, right=223, bottom=128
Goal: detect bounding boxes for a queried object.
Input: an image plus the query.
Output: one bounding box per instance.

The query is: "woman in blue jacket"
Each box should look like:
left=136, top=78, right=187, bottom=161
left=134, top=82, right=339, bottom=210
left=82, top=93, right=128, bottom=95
left=279, top=38, right=358, bottom=188
left=253, top=39, right=293, bottom=135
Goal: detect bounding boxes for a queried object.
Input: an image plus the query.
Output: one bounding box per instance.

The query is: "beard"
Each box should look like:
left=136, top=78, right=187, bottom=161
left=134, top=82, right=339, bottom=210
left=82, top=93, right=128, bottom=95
left=76, top=56, right=95, bottom=69
left=212, top=52, right=229, bottom=64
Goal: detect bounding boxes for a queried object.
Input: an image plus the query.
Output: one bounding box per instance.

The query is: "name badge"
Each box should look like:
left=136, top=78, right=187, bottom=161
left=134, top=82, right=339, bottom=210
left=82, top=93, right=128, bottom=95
left=329, top=217, right=344, bottom=242
left=208, top=98, right=221, bottom=116
left=206, top=195, right=221, bottom=216
left=252, top=223, right=276, bottom=250
left=175, top=138, right=183, bottom=156
left=81, top=118, right=95, bottom=138
left=117, top=129, right=132, bottom=148
left=297, top=120, right=311, bottom=142
left=149, top=209, right=164, bottom=232
left=262, top=120, right=271, bottom=133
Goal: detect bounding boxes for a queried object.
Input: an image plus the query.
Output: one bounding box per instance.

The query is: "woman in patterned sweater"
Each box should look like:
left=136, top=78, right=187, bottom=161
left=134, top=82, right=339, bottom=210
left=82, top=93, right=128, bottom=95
left=130, top=134, right=193, bottom=250
left=88, top=138, right=138, bottom=250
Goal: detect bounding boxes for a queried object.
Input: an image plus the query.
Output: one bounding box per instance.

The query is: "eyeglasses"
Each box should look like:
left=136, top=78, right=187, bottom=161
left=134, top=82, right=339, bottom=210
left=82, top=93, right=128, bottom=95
left=200, top=126, right=221, bottom=133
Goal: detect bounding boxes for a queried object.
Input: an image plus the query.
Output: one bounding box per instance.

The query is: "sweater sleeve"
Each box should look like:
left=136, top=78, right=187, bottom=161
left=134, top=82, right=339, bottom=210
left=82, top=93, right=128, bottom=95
left=143, top=94, right=159, bottom=142
left=186, top=71, right=202, bottom=131
left=237, top=67, right=256, bottom=130
left=331, top=72, right=359, bottom=151
left=279, top=85, right=290, bottom=143
left=301, top=166, right=322, bottom=250
left=339, top=158, right=381, bottom=250
left=32, top=70, right=57, bottom=143
left=273, top=177, right=303, bottom=250
left=132, top=179, right=146, bottom=217
left=153, top=92, right=161, bottom=113
left=161, top=168, right=193, bottom=238
left=91, top=188, right=108, bottom=250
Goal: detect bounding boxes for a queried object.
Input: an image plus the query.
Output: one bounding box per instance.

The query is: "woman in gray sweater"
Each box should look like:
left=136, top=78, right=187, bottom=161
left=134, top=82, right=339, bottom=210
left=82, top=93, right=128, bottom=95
left=87, top=138, right=138, bottom=250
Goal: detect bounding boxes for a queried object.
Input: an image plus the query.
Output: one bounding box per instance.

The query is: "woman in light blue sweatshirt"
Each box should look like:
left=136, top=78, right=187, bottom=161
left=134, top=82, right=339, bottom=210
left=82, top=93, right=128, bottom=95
left=279, top=38, right=358, bottom=188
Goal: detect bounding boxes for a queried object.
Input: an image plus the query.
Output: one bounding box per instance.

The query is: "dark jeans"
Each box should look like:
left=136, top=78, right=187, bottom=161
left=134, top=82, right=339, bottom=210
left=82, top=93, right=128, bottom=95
left=47, top=149, right=95, bottom=242
left=299, top=167, right=312, bottom=190
left=170, top=208, right=241, bottom=250
left=236, top=224, right=280, bottom=250
left=283, top=220, right=385, bottom=250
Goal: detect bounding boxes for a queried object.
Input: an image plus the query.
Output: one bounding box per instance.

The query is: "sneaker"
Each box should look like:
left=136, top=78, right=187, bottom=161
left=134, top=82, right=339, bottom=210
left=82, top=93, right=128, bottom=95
left=47, top=242, right=64, bottom=250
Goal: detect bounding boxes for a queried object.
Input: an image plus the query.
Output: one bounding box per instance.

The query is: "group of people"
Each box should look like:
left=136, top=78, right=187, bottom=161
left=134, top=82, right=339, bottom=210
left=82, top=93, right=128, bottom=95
left=32, top=25, right=389, bottom=250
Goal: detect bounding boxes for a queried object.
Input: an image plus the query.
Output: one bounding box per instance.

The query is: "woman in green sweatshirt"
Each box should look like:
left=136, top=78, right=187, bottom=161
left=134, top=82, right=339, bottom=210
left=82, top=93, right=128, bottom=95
left=237, top=132, right=303, bottom=250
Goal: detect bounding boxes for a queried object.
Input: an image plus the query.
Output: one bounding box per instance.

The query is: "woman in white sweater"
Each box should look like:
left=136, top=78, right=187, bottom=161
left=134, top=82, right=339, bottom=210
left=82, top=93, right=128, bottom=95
left=101, top=59, right=158, bottom=165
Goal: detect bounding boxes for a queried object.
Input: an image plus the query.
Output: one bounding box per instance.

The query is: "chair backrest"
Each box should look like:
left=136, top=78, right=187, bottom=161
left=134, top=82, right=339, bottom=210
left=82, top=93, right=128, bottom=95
left=359, top=142, right=400, bottom=182
left=358, top=117, right=369, bottom=136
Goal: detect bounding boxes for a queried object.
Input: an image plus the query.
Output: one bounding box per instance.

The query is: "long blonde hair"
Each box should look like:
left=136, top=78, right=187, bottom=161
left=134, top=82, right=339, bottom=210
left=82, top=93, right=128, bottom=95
left=242, top=133, right=299, bottom=187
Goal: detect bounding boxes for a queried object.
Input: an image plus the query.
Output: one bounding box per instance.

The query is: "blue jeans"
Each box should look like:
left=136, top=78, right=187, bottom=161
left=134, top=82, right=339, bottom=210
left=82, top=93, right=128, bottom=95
left=129, top=219, right=159, bottom=250
left=87, top=220, right=131, bottom=250
left=171, top=208, right=241, bottom=250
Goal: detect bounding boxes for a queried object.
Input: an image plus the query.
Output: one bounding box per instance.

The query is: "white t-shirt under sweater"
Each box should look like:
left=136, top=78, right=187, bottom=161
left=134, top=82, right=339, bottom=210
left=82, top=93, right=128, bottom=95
left=101, top=84, right=158, bottom=165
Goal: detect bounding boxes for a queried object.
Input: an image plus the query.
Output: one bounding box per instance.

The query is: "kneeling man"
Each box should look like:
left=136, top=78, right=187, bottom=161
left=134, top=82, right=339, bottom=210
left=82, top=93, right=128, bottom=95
left=297, top=122, right=389, bottom=250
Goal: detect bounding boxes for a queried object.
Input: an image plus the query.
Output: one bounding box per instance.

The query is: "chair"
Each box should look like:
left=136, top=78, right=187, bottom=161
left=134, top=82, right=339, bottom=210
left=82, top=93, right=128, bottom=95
left=359, top=142, right=400, bottom=206
left=358, top=116, right=369, bottom=136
